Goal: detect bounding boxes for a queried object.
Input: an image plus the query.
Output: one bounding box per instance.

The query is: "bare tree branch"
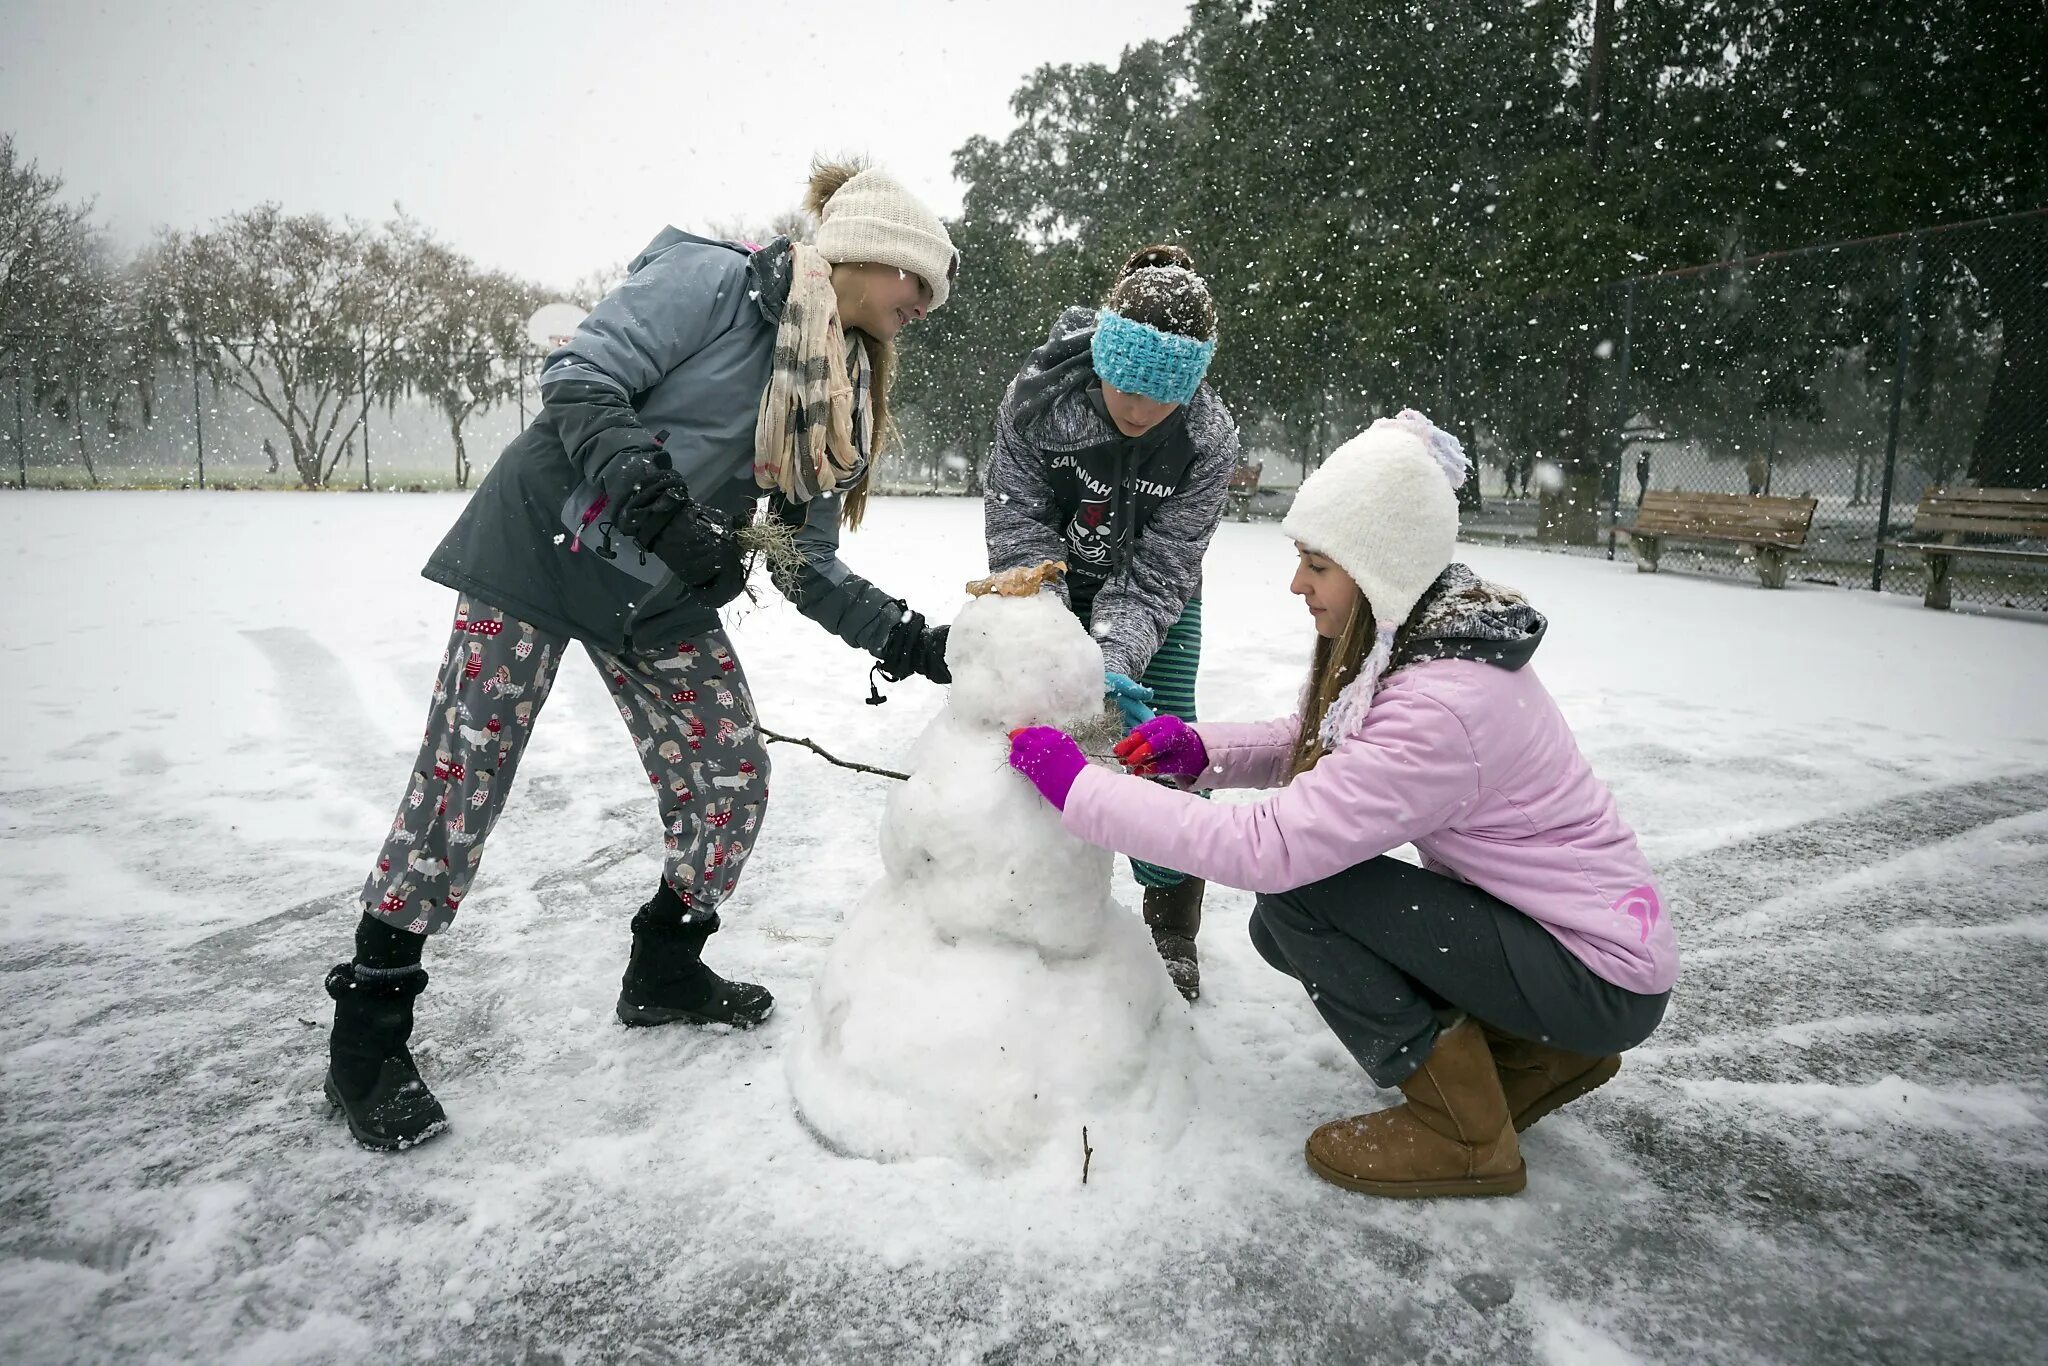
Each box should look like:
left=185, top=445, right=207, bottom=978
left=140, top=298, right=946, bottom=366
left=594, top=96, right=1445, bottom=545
left=757, top=726, right=910, bottom=782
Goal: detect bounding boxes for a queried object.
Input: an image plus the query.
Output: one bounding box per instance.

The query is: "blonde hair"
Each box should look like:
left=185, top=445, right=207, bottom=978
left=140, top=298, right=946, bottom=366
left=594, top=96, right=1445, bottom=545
left=803, top=156, right=893, bottom=531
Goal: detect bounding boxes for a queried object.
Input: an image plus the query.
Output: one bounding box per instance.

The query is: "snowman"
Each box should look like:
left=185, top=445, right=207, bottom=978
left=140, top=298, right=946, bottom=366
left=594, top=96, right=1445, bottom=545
left=787, top=563, right=1194, bottom=1171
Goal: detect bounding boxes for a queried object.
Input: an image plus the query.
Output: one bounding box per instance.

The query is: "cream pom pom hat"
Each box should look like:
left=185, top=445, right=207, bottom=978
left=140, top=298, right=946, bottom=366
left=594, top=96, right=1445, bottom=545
left=1281, top=409, right=1472, bottom=743
left=810, top=166, right=959, bottom=309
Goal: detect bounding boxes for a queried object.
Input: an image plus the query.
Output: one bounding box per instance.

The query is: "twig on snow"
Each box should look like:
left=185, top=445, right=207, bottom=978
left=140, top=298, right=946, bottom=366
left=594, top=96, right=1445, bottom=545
left=1082, top=1125, right=1095, bottom=1185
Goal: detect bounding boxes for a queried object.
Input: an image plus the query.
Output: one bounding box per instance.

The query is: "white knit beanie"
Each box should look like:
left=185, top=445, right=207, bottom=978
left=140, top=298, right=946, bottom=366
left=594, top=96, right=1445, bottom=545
left=1281, top=409, right=1471, bottom=743
left=811, top=167, right=959, bottom=309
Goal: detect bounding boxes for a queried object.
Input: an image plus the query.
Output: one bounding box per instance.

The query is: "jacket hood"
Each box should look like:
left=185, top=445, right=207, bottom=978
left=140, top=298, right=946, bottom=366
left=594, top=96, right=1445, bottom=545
left=628, top=227, right=791, bottom=326
left=1394, top=564, right=1547, bottom=673
left=999, top=304, right=1101, bottom=435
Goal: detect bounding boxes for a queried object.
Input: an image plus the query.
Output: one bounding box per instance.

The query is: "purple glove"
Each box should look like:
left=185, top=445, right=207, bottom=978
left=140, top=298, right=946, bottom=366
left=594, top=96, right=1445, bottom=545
left=1007, top=726, right=1088, bottom=810
left=1112, top=715, right=1208, bottom=780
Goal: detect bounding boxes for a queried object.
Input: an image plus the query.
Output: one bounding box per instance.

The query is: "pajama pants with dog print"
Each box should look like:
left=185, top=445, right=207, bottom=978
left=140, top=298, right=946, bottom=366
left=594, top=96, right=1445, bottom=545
left=360, top=595, right=769, bottom=934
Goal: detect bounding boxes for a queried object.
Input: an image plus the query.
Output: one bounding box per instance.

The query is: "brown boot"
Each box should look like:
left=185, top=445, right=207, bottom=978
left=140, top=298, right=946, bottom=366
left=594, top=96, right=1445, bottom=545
left=1480, top=1022, right=1621, bottom=1132
left=1142, top=878, right=1204, bottom=1002
left=1304, top=1018, right=1526, bottom=1198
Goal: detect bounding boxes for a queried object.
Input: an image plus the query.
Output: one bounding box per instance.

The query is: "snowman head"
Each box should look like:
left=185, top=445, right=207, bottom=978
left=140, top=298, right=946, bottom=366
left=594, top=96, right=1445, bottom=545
left=945, top=590, right=1103, bottom=731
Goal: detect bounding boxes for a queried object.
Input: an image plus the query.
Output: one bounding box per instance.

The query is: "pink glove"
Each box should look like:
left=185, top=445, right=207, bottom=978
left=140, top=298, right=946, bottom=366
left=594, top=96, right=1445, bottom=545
left=1007, top=726, right=1088, bottom=810
left=1112, top=715, right=1208, bottom=780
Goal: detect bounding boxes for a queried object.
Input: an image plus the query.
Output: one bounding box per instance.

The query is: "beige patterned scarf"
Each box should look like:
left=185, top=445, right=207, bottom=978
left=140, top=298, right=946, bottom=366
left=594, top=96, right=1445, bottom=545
left=754, top=243, right=872, bottom=503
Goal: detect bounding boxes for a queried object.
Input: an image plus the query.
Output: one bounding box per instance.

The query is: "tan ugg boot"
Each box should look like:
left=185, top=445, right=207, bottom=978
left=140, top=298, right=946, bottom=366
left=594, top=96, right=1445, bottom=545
left=1142, top=878, right=1204, bottom=1002
left=1481, top=1021, right=1621, bottom=1132
left=1304, top=1018, right=1526, bottom=1198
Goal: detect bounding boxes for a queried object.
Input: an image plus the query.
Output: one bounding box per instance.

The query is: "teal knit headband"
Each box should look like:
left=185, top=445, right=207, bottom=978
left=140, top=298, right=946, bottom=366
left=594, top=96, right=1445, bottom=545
left=1091, top=309, right=1217, bottom=405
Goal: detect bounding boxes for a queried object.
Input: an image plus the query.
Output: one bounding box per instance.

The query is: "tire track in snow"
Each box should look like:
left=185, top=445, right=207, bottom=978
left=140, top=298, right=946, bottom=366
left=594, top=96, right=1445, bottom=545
left=241, top=625, right=393, bottom=793
left=1564, top=804, right=2048, bottom=1357
left=1646, top=771, right=2048, bottom=1075
left=1659, top=767, right=2048, bottom=929
left=1532, top=765, right=2048, bottom=1366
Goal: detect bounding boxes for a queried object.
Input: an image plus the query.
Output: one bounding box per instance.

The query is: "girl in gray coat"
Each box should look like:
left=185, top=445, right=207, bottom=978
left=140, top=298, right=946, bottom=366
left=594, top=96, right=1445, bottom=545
left=983, top=246, right=1241, bottom=1001
left=323, top=160, right=959, bottom=1150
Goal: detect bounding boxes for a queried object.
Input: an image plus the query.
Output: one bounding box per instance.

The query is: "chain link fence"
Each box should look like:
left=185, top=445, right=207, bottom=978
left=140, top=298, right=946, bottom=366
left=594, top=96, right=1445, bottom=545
left=1450, top=208, right=2048, bottom=611
left=6, top=211, right=2044, bottom=610
left=0, top=343, right=972, bottom=495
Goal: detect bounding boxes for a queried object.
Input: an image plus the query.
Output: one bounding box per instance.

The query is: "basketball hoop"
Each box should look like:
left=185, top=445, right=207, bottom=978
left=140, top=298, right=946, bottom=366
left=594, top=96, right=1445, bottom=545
left=525, top=302, right=589, bottom=354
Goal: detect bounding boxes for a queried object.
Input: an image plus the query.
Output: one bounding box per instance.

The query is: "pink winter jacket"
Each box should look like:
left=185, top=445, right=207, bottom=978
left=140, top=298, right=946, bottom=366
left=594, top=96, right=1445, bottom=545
left=1061, top=658, right=1678, bottom=995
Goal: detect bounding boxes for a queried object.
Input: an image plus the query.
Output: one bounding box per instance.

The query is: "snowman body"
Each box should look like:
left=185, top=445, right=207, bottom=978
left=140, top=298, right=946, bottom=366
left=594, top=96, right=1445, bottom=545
left=786, top=590, right=1194, bottom=1168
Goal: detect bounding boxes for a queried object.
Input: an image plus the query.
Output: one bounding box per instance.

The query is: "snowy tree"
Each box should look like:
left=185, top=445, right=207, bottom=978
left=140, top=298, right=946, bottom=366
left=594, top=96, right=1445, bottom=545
left=140, top=207, right=435, bottom=488
left=920, top=0, right=2047, bottom=507
left=383, top=228, right=541, bottom=489
left=891, top=215, right=1074, bottom=493
left=0, top=135, right=135, bottom=483
left=0, top=135, right=97, bottom=353
left=703, top=204, right=813, bottom=248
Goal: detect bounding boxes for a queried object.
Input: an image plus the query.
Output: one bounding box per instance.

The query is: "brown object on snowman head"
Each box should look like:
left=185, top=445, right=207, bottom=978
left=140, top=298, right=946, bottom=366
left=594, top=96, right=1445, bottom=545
left=965, top=560, right=1068, bottom=598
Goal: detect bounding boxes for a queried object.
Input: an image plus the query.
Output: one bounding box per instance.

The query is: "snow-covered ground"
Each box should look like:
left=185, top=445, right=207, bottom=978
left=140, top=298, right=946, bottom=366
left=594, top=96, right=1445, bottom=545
left=3, top=492, right=2046, bottom=1364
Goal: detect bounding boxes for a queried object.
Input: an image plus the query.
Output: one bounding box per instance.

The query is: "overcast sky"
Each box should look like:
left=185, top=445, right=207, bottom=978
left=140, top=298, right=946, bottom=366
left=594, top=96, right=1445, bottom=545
left=0, top=0, right=1191, bottom=289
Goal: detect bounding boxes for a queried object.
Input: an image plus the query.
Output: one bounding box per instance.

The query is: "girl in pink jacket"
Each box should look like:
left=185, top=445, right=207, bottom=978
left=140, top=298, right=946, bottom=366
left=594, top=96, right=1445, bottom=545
left=1008, top=411, right=1675, bottom=1199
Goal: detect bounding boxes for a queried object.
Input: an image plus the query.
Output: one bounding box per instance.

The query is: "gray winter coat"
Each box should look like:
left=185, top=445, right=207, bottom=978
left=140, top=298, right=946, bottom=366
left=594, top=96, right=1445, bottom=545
left=983, top=305, right=1240, bottom=678
left=424, top=229, right=910, bottom=657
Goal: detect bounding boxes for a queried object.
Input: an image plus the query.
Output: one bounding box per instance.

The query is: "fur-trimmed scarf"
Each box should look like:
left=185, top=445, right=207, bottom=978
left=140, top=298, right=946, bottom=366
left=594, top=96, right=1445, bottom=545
left=754, top=243, right=872, bottom=503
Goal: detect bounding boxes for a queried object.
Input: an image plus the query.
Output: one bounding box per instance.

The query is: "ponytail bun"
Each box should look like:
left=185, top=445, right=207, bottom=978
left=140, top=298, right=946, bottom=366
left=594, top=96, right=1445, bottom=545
left=1102, top=243, right=1216, bottom=341
left=1117, top=243, right=1197, bottom=278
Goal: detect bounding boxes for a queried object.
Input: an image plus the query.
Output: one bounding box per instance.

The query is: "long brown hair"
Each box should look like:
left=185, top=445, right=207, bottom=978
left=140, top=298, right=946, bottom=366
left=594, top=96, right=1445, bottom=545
left=1289, top=589, right=1374, bottom=777
left=1288, top=580, right=1451, bottom=774
left=803, top=156, right=893, bottom=530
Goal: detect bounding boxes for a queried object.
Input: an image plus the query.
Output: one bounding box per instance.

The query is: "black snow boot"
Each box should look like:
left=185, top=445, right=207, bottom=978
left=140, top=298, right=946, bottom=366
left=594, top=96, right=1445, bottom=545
left=1143, top=877, right=1206, bottom=1003
left=616, top=882, right=774, bottom=1029
left=323, top=914, right=447, bottom=1151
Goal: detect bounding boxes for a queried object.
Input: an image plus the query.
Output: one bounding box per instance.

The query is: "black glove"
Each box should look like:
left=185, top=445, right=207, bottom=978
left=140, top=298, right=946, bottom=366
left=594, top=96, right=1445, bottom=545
left=614, top=468, right=746, bottom=609
left=876, top=611, right=951, bottom=685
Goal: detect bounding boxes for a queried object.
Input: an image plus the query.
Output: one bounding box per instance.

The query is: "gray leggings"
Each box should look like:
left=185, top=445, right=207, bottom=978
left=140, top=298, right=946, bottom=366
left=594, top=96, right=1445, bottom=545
left=361, top=595, right=770, bottom=936
left=1251, top=857, right=1668, bottom=1087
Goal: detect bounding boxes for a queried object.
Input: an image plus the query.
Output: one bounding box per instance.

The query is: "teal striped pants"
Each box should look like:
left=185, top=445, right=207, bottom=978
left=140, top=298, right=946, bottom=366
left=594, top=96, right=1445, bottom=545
left=1132, top=598, right=1205, bottom=890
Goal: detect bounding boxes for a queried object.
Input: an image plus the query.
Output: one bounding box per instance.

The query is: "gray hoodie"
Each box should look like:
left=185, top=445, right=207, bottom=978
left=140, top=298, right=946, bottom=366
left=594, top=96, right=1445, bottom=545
left=982, top=306, right=1241, bottom=677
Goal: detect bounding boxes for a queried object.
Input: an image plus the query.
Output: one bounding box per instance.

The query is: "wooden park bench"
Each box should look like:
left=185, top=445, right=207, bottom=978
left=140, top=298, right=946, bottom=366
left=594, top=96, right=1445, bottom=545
left=1227, top=460, right=1263, bottom=522
left=1624, top=490, right=1819, bottom=589
left=1882, top=487, right=2048, bottom=610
